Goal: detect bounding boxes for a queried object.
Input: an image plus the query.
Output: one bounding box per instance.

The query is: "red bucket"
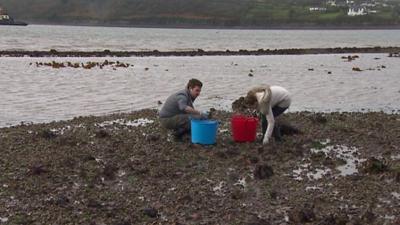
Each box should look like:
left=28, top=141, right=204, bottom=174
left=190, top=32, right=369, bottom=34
left=231, top=115, right=259, bottom=142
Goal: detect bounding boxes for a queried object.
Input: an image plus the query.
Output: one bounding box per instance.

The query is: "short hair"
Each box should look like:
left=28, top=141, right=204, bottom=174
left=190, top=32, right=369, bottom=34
left=187, top=78, right=203, bottom=89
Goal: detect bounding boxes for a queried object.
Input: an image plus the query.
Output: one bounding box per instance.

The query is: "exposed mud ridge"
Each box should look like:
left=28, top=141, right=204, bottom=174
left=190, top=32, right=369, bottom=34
left=1, top=47, right=400, bottom=57
left=0, top=109, right=399, bottom=224
left=31, top=60, right=133, bottom=69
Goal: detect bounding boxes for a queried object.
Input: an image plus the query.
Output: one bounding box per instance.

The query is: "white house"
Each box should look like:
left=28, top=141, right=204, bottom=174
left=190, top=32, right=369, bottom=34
left=309, top=7, right=327, bottom=12
left=327, top=0, right=337, bottom=7
left=347, top=7, right=367, bottom=16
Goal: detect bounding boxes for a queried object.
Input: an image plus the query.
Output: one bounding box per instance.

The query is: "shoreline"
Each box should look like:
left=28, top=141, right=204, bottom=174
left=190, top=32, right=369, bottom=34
left=24, top=21, right=400, bottom=30
left=2, top=108, right=400, bottom=129
left=0, top=109, right=399, bottom=224
left=1, top=46, right=400, bottom=57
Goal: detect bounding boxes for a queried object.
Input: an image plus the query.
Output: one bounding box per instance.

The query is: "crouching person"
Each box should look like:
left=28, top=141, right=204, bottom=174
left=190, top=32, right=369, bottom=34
left=159, top=78, right=208, bottom=141
left=244, top=85, right=291, bottom=145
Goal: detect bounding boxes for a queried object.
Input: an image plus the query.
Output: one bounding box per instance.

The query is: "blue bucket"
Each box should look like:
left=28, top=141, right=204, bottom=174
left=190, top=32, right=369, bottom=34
left=191, top=119, right=218, bottom=145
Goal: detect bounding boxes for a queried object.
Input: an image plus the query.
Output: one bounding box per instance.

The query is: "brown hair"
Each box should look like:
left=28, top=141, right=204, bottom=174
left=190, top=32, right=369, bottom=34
left=245, top=87, right=265, bottom=107
left=187, top=78, right=203, bottom=89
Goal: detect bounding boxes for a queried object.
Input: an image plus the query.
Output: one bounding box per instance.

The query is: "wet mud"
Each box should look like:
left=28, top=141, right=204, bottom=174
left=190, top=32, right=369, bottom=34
left=1, top=47, right=400, bottom=57
left=0, top=109, right=399, bottom=224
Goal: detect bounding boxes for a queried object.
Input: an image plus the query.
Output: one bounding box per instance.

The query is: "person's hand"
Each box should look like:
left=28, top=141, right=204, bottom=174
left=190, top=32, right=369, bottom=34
left=262, top=136, right=269, bottom=145
left=200, top=111, right=209, bottom=120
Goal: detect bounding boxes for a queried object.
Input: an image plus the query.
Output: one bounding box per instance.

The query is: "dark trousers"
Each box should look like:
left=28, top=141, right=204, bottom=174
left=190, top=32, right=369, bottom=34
left=160, top=114, right=191, bottom=137
left=261, top=106, right=288, bottom=135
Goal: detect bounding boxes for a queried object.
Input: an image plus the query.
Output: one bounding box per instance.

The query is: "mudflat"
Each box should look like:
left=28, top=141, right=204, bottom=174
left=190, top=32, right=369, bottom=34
left=0, top=109, right=399, bottom=224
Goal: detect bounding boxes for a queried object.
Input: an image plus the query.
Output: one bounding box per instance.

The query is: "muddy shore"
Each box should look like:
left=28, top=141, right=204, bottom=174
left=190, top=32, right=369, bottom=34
left=1, top=47, right=400, bottom=57
left=0, top=109, right=399, bottom=224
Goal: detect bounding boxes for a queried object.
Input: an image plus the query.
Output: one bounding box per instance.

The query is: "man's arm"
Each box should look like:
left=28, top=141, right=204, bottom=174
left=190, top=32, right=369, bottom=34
left=177, top=95, right=203, bottom=117
left=184, top=106, right=201, bottom=116
left=263, top=106, right=275, bottom=145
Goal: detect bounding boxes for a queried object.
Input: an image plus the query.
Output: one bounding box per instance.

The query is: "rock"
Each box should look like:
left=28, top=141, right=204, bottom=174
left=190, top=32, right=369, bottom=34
left=311, top=114, right=327, bottom=124
left=39, top=129, right=57, bottom=139
left=245, top=217, right=271, bottom=225
left=55, top=195, right=70, bottom=206
left=83, top=155, right=96, bottom=162
left=143, top=207, right=158, bottom=218
left=318, top=213, right=348, bottom=225
left=362, top=157, right=388, bottom=174
left=278, top=122, right=302, bottom=135
left=360, top=210, right=376, bottom=222
left=102, top=164, right=118, bottom=180
left=254, top=164, right=274, bottom=179
left=289, top=204, right=315, bottom=223
left=352, top=67, right=362, bottom=72
left=157, top=100, right=163, bottom=105
left=248, top=73, right=254, bottom=77
left=29, top=164, right=48, bottom=175
left=269, top=190, right=278, bottom=200
left=231, top=189, right=245, bottom=200
left=249, top=155, right=259, bottom=164
left=114, top=220, right=131, bottom=225
left=146, top=134, right=160, bottom=142
left=87, top=199, right=102, bottom=208
left=95, top=129, right=110, bottom=138
left=215, top=150, right=228, bottom=159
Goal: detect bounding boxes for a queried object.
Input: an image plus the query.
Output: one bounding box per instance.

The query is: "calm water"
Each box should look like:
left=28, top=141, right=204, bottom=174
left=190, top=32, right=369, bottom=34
left=1, top=54, right=399, bottom=127
left=1, top=25, right=400, bottom=127
left=1, top=25, right=400, bottom=51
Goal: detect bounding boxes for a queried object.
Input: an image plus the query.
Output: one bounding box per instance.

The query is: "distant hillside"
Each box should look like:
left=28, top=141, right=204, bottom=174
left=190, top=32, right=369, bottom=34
left=1, top=0, right=400, bottom=27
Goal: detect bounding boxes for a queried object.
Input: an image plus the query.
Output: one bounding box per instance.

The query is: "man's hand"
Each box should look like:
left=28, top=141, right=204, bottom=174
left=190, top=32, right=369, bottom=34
left=200, top=111, right=209, bottom=120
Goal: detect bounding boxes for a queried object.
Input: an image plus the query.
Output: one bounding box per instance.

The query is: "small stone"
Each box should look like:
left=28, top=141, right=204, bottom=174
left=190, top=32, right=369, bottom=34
left=146, top=134, right=160, bottom=142
left=29, top=164, right=48, bottom=175
left=143, top=207, right=158, bottom=218
left=289, top=204, right=315, bottom=223
left=231, top=189, right=245, bottom=200
left=39, top=129, right=57, bottom=139
left=269, top=190, right=278, bottom=200
left=95, top=129, right=110, bottom=138
left=254, top=164, right=274, bottom=179
left=249, top=155, right=259, bottom=164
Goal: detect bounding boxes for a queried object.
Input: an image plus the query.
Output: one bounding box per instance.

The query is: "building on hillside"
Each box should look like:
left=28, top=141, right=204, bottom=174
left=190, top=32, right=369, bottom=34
left=347, top=7, right=367, bottom=16
left=327, top=0, right=337, bottom=7
left=309, top=7, right=327, bottom=12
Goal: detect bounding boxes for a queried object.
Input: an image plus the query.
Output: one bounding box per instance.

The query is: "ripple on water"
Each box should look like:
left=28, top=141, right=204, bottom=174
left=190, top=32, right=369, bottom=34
left=1, top=54, right=400, bottom=127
